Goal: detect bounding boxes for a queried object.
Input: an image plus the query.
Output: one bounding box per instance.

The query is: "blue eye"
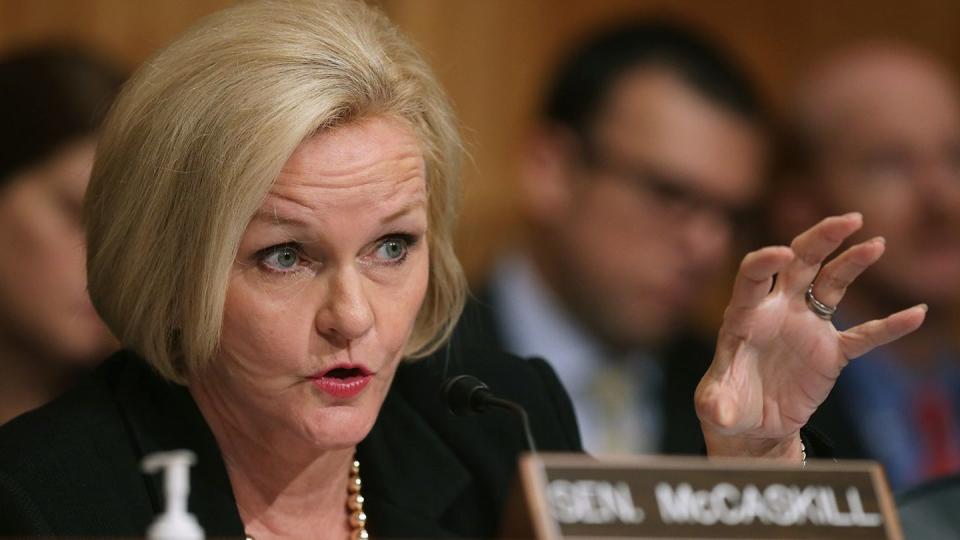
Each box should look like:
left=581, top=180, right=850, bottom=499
left=375, top=237, right=409, bottom=262
left=261, top=245, right=301, bottom=271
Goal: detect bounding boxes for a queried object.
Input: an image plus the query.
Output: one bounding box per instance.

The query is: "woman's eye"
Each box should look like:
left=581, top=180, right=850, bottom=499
left=374, top=236, right=411, bottom=263
left=261, top=245, right=301, bottom=271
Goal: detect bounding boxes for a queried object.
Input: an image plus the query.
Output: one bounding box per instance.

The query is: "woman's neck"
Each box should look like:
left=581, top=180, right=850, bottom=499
left=0, top=340, right=75, bottom=425
left=189, top=382, right=356, bottom=539
left=226, top=444, right=355, bottom=539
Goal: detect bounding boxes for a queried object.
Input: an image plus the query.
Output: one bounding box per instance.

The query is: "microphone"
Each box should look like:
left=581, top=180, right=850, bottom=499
left=442, top=375, right=538, bottom=453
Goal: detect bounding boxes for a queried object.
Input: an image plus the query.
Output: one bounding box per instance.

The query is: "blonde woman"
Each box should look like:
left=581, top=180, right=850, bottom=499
left=0, top=1, right=925, bottom=538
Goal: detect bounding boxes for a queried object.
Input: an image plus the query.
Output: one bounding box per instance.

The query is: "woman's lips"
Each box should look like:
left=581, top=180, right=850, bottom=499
left=308, top=364, right=373, bottom=399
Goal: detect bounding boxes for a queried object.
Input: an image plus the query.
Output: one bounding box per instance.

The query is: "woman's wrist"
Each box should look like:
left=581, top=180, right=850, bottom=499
left=703, top=428, right=804, bottom=462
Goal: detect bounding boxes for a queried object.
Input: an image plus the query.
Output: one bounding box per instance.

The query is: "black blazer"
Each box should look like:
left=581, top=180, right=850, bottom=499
left=0, top=347, right=582, bottom=538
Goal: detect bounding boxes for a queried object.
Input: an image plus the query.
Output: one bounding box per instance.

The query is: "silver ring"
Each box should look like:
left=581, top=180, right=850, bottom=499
left=805, top=283, right=836, bottom=320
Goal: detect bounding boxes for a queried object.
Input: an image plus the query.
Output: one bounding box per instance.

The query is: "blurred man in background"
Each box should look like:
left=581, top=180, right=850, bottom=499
left=770, top=44, right=960, bottom=491
left=0, top=48, right=121, bottom=425
left=460, top=21, right=767, bottom=455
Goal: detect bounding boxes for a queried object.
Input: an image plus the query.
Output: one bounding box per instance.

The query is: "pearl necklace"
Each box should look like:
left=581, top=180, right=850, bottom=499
left=244, top=457, right=368, bottom=540
left=348, top=458, right=369, bottom=539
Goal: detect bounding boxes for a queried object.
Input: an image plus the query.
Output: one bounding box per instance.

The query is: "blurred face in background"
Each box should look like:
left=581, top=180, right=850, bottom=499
left=525, top=68, right=764, bottom=349
left=799, top=50, right=960, bottom=309
left=0, top=138, right=115, bottom=365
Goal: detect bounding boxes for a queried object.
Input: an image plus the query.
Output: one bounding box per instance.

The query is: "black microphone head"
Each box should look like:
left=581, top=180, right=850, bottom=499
left=442, top=374, right=491, bottom=416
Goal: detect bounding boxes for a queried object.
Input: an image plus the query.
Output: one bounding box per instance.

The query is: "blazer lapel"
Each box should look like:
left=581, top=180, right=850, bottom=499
left=358, top=380, right=472, bottom=538
left=112, top=357, right=245, bottom=537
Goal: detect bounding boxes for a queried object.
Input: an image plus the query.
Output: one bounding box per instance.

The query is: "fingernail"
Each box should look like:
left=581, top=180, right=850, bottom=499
left=919, top=303, right=929, bottom=312
left=844, top=211, right=863, bottom=221
left=871, top=236, right=886, bottom=244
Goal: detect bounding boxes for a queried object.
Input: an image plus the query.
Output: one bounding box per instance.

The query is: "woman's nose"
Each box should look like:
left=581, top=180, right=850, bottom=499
left=315, top=269, right=374, bottom=346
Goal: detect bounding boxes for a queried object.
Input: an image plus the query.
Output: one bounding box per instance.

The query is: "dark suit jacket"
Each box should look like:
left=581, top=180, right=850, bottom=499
left=897, top=472, right=960, bottom=539
left=457, top=291, right=713, bottom=455
left=0, top=348, right=582, bottom=538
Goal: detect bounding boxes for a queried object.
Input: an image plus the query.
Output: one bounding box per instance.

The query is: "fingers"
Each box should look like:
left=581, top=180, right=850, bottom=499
left=810, top=237, right=886, bottom=308
left=778, top=213, right=863, bottom=295
left=727, top=246, right=795, bottom=310
left=839, top=304, right=928, bottom=359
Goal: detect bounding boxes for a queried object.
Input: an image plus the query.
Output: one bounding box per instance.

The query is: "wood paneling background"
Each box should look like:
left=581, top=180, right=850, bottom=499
left=3, top=0, right=959, bottom=284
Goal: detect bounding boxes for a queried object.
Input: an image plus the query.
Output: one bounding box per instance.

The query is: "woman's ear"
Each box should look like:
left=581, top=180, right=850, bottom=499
left=516, top=126, right=581, bottom=227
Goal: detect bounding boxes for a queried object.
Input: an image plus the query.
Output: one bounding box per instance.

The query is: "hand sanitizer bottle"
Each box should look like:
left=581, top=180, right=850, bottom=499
left=142, top=450, right=206, bottom=540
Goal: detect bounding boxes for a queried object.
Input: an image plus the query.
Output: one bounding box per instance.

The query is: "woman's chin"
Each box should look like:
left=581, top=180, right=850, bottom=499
left=300, top=404, right=378, bottom=450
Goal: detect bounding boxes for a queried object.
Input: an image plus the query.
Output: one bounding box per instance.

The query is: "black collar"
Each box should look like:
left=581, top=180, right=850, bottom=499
left=113, top=358, right=244, bottom=537
left=358, top=379, right=472, bottom=537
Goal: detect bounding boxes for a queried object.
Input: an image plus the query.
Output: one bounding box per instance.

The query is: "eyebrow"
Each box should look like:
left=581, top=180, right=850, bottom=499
left=250, top=207, right=304, bottom=226
left=379, top=199, right=426, bottom=225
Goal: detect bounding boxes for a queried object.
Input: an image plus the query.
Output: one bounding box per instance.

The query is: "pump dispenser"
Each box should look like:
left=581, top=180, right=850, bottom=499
left=142, top=450, right=206, bottom=540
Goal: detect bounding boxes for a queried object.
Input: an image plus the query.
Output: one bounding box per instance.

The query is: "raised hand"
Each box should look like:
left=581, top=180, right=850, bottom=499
left=695, top=213, right=927, bottom=459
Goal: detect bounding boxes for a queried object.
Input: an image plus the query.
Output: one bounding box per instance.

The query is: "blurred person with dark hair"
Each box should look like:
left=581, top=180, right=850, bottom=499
left=770, top=44, right=960, bottom=491
left=0, top=47, right=121, bottom=425
left=462, top=20, right=767, bottom=455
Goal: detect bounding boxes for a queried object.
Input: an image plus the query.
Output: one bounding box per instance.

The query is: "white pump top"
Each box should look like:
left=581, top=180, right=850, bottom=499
left=142, top=450, right=206, bottom=540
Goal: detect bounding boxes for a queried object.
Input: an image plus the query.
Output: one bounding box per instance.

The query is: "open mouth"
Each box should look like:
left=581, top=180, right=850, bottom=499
left=315, top=364, right=372, bottom=379
left=310, top=365, right=373, bottom=399
left=324, top=367, right=367, bottom=379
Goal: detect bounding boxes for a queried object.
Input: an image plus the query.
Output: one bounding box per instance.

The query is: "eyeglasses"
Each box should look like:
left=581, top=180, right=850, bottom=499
left=575, top=139, right=756, bottom=231
left=853, top=145, right=960, bottom=188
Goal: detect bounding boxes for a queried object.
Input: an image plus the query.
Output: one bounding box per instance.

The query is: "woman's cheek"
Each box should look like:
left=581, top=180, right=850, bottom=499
left=395, top=257, right=430, bottom=346
left=220, top=277, right=302, bottom=373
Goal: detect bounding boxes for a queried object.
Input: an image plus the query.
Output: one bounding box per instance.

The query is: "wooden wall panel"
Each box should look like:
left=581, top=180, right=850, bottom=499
left=0, top=0, right=233, bottom=68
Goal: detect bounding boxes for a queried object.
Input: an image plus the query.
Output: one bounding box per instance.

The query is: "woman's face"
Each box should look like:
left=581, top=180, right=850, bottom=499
left=198, top=116, right=430, bottom=452
left=0, top=138, right=115, bottom=365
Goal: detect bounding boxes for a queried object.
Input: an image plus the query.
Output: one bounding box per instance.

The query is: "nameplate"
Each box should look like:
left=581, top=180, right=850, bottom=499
left=503, top=453, right=901, bottom=539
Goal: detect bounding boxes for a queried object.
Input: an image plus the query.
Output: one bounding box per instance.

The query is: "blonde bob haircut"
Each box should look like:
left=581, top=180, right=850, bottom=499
left=85, top=0, right=466, bottom=383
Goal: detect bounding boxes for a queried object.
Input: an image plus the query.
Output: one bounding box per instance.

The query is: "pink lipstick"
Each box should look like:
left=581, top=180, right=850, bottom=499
left=309, top=364, right=372, bottom=399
